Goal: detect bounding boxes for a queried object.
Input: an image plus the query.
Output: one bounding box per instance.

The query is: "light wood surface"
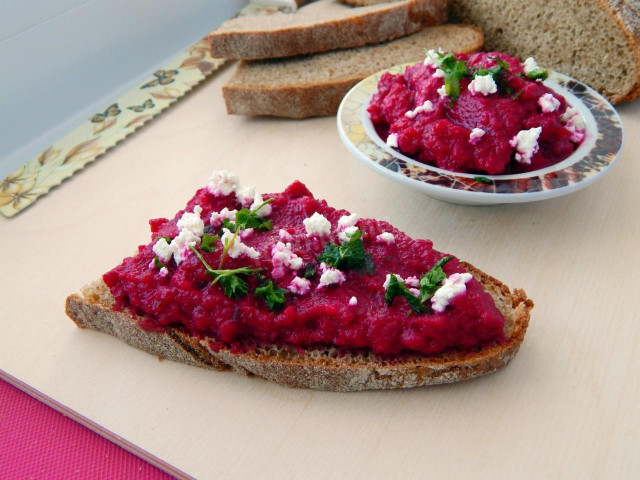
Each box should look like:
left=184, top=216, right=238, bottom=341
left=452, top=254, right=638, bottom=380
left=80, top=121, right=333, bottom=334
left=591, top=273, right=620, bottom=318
left=1, top=63, right=639, bottom=479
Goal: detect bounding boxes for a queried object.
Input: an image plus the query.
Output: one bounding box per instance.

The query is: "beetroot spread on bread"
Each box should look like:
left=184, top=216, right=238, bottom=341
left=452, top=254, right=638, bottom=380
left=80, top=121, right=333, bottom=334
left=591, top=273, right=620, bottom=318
left=368, top=51, right=586, bottom=174
left=102, top=172, right=506, bottom=358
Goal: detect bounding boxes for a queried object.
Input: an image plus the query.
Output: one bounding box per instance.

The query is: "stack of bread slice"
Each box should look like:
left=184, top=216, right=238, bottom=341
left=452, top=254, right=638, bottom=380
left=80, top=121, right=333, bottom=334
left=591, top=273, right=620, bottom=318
left=210, top=0, right=485, bottom=118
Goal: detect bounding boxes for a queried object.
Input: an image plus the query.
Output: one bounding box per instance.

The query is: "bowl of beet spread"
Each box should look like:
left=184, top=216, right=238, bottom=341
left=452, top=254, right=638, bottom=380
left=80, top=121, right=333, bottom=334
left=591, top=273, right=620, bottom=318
left=337, top=51, right=623, bottom=205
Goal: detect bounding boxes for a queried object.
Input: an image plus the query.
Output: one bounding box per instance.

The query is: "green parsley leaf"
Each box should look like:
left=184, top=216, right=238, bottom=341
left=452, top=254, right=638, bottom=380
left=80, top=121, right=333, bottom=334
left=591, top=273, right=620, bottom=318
left=419, top=256, right=454, bottom=303
left=488, top=56, right=510, bottom=71
left=527, top=68, right=548, bottom=81
left=473, top=176, right=494, bottom=185
left=156, top=236, right=172, bottom=243
left=234, top=199, right=274, bottom=232
left=201, top=234, right=218, bottom=253
left=221, top=218, right=236, bottom=233
left=153, top=256, right=166, bottom=269
left=512, top=89, right=524, bottom=100
left=254, top=280, right=289, bottom=311
left=302, top=262, right=316, bottom=279
left=217, top=274, right=249, bottom=300
left=436, top=53, right=471, bottom=103
left=317, top=229, right=366, bottom=270
left=384, top=274, right=428, bottom=313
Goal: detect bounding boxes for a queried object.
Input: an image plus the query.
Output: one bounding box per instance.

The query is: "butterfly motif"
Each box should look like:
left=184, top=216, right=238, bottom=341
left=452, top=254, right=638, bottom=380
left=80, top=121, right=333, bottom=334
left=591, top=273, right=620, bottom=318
left=90, top=104, right=120, bottom=123
left=140, top=70, right=179, bottom=89
left=127, top=98, right=154, bottom=112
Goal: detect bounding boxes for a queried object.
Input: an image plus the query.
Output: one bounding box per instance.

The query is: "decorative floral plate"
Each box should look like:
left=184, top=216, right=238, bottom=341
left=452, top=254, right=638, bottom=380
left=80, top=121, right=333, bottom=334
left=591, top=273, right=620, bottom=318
left=337, top=64, right=624, bottom=205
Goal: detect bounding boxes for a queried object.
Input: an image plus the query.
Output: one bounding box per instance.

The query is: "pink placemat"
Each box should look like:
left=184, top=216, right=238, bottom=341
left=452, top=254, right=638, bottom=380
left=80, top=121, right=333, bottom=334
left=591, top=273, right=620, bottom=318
left=0, top=377, right=177, bottom=479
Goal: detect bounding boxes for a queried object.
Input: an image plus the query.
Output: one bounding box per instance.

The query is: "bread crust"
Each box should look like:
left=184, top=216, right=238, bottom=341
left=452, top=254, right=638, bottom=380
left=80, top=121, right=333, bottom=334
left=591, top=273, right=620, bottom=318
left=222, top=24, right=484, bottom=118
left=65, top=263, right=533, bottom=391
left=210, top=0, right=450, bottom=60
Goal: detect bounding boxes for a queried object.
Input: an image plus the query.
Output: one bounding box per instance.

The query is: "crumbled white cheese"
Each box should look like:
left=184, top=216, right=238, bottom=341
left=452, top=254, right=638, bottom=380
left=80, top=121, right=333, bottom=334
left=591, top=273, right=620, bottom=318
left=376, top=232, right=395, bottom=245
left=338, top=226, right=359, bottom=243
left=386, top=133, right=398, bottom=148
left=408, top=288, right=421, bottom=298
left=171, top=228, right=201, bottom=265
left=250, top=193, right=272, bottom=218
left=423, top=49, right=442, bottom=67
left=235, top=185, right=256, bottom=207
left=404, top=276, right=420, bottom=288
left=383, top=273, right=403, bottom=290
left=522, top=57, right=539, bottom=75
left=158, top=267, right=169, bottom=277
left=561, top=107, right=586, bottom=143
left=207, top=170, right=240, bottom=197
left=431, top=272, right=472, bottom=313
left=176, top=205, right=204, bottom=237
left=220, top=228, right=259, bottom=259
left=210, top=207, right=237, bottom=228
left=349, top=296, right=358, bottom=306
left=317, top=264, right=346, bottom=288
left=437, top=84, right=448, bottom=98
left=405, top=100, right=434, bottom=119
left=510, top=127, right=542, bottom=164
left=288, top=276, right=311, bottom=295
left=433, top=68, right=445, bottom=78
left=271, top=241, right=303, bottom=279
left=279, top=229, right=294, bottom=242
left=469, top=128, right=485, bottom=145
left=239, top=228, right=254, bottom=240
left=303, top=212, right=331, bottom=237
left=468, top=75, right=497, bottom=96
left=337, top=213, right=358, bottom=229
left=538, top=93, right=561, bottom=113
left=152, top=237, right=173, bottom=263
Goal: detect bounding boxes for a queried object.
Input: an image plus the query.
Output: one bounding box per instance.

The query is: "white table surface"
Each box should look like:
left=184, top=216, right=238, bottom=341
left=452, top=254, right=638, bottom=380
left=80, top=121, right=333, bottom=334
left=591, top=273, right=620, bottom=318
left=1, top=62, right=639, bottom=479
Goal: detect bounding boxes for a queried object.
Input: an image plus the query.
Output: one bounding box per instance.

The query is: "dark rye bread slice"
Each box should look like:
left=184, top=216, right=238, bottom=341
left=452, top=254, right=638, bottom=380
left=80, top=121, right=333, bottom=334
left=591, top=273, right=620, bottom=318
left=209, top=0, right=449, bottom=60
left=448, top=0, right=640, bottom=104
left=223, top=24, right=484, bottom=118
left=65, top=263, right=532, bottom=392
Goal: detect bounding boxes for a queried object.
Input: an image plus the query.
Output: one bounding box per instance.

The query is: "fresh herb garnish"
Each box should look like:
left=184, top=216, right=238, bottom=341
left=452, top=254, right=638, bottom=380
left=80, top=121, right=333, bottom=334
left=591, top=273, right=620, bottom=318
left=156, top=236, right=172, bottom=243
left=385, top=256, right=454, bottom=313
left=418, top=256, right=453, bottom=303
left=254, top=279, right=289, bottom=311
left=234, top=199, right=274, bottom=232
left=512, top=89, right=524, bottom=100
left=153, top=256, right=166, bottom=269
left=221, top=218, right=236, bottom=233
left=301, top=262, right=316, bottom=279
left=317, top=229, right=366, bottom=271
left=526, top=68, right=548, bottom=81
left=384, top=274, right=427, bottom=313
left=474, top=176, right=494, bottom=185
left=201, top=234, right=218, bottom=253
left=437, top=52, right=470, bottom=103
left=488, top=56, right=511, bottom=71
left=189, top=245, right=260, bottom=299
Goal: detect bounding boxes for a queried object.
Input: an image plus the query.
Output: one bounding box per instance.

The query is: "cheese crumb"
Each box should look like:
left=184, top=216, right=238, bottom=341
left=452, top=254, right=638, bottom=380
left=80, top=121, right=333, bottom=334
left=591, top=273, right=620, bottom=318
left=404, top=276, right=419, bottom=288
left=561, top=107, right=586, bottom=143
left=250, top=193, right=272, bottom=218
left=405, top=100, right=434, bottom=119
left=386, top=133, right=398, bottom=148
left=221, top=228, right=259, bottom=259
left=152, top=238, right=172, bottom=263
left=171, top=228, right=201, bottom=265
left=510, top=127, right=542, bottom=164
left=210, top=207, right=237, bottom=228
left=304, top=212, right=331, bottom=237
left=437, top=84, right=448, bottom=98
left=349, top=296, right=358, bottom=306
left=289, top=276, right=311, bottom=295
left=522, top=57, right=539, bottom=75
left=317, top=263, right=346, bottom=288
left=207, top=170, right=240, bottom=197
left=468, top=75, right=497, bottom=96
left=383, top=273, right=403, bottom=290
left=235, top=185, right=256, bottom=207
left=538, top=93, right=560, bottom=113
left=433, top=68, right=445, bottom=78
left=431, top=273, right=472, bottom=313
left=337, top=213, right=358, bottom=229
left=376, top=232, right=395, bottom=245
left=279, top=229, right=294, bottom=242
left=338, top=226, right=359, bottom=243
left=177, top=205, right=204, bottom=237
left=469, top=128, right=485, bottom=145
left=423, top=49, right=442, bottom=67
left=271, top=242, right=303, bottom=279
left=158, top=267, right=169, bottom=277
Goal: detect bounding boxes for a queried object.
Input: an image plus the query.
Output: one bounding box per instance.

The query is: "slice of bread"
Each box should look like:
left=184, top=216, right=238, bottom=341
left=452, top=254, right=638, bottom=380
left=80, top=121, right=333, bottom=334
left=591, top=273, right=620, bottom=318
left=209, top=0, right=449, bottom=60
left=222, top=24, right=483, bottom=118
left=65, top=262, right=532, bottom=392
left=448, top=0, right=640, bottom=104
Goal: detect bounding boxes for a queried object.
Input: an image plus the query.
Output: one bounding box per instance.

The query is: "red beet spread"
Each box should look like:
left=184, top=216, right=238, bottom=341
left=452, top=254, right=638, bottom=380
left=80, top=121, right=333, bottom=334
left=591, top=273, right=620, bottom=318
left=368, top=52, right=582, bottom=174
left=103, top=181, right=505, bottom=357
